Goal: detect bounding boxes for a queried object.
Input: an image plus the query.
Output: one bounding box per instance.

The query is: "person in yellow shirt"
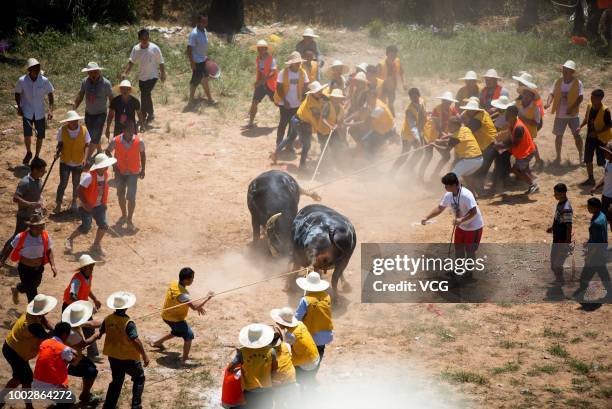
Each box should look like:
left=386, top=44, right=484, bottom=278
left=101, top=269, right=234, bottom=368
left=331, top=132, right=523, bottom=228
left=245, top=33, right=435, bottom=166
left=317, top=88, right=348, bottom=169
left=366, top=64, right=384, bottom=99
left=377, top=45, right=406, bottom=116
left=269, top=326, right=296, bottom=408
left=302, top=50, right=319, bottom=82
left=346, top=92, right=395, bottom=160
left=433, top=117, right=483, bottom=183
left=150, top=267, right=213, bottom=364
left=455, top=71, right=480, bottom=106
left=391, top=87, right=426, bottom=175
left=579, top=89, right=612, bottom=185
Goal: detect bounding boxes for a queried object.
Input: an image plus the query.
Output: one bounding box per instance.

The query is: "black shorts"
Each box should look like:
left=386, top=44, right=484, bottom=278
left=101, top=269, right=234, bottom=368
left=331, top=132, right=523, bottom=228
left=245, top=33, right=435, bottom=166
left=190, top=61, right=209, bottom=86
left=22, top=117, right=46, bottom=139
left=3, top=342, right=33, bottom=384
left=584, top=136, right=605, bottom=166
left=252, top=83, right=274, bottom=103
left=68, top=355, right=98, bottom=379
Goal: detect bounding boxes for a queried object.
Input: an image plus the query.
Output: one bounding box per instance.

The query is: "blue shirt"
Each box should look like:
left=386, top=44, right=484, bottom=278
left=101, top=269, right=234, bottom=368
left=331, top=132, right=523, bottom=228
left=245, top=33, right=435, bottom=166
left=295, top=296, right=333, bottom=346
left=188, top=27, right=209, bottom=64
left=588, top=211, right=608, bottom=244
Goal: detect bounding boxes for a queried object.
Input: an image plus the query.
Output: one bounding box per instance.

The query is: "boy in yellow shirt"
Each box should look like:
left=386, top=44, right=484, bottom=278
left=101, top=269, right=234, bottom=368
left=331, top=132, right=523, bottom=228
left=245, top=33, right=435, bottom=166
left=377, top=45, right=406, bottom=116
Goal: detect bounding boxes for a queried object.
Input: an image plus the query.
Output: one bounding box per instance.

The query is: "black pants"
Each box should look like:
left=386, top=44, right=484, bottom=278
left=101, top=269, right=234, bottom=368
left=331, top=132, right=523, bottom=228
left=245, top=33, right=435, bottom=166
left=139, top=79, right=158, bottom=122
left=276, top=106, right=298, bottom=146
left=68, top=356, right=98, bottom=380
left=574, top=264, right=612, bottom=301
left=2, top=342, right=33, bottom=384
left=492, top=150, right=511, bottom=187
left=474, top=143, right=497, bottom=184
left=17, top=263, right=44, bottom=302
left=56, top=163, right=83, bottom=205
left=103, top=358, right=145, bottom=409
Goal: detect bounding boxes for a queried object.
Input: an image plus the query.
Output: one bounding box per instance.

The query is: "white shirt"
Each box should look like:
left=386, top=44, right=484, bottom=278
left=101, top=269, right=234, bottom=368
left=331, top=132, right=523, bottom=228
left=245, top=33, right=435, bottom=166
left=80, top=172, right=106, bottom=207
left=11, top=231, right=53, bottom=259
left=440, top=187, right=484, bottom=231
left=15, top=74, right=54, bottom=120
left=604, top=160, right=612, bottom=198
left=277, top=69, right=309, bottom=108
left=129, top=42, right=164, bottom=81
left=550, top=79, right=583, bottom=119
left=56, top=125, right=92, bottom=166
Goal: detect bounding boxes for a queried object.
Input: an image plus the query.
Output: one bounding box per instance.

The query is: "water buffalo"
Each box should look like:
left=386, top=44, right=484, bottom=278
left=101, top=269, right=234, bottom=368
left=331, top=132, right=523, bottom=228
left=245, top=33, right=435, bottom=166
left=247, top=170, right=320, bottom=257
left=291, top=204, right=356, bottom=297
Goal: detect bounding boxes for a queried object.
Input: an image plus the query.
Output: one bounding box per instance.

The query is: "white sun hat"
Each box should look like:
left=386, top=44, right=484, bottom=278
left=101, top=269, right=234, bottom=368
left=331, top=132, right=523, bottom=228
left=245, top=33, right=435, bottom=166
left=483, top=68, right=501, bottom=79
left=62, top=300, right=94, bottom=328
left=239, top=323, right=275, bottom=349
left=459, top=99, right=483, bottom=111
left=113, top=79, right=138, bottom=94
left=81, top=61, right=105, bottom=72
left=75, top=254, right=97, bottom=270
left=356, top=62, right=368, bottom=73
left=354, top=72, right=367, bottom=83
left=26, top=58, right=41, bottom=69
left=270, top=307, right=299, bottom=328
left=491, top=95, right=515, bottom=110
left=256, top=39, right=268, bottom=48
left=106, top=291, right=136, bottom=310
left=329, top=88, right=346, bottom=99
left=302, top=28, right=319, bottom=38
left=562, top=60, right=577, bottom=71
left=90, top=152, right=117, bottom=171
left=296, top=271, right=330, bottom=292
left=511, top=72, right=537, bottom=90
left=285, top=51, right=304, bottom=65
left=436, top=91, right=458, bottom=103
left=329, top=60, right=349, bottom=74
left=306, top=81, right=328, bottom=95
left=27, top=294, right=58, bottom=316
left=59, top=110, right=84, bottom=123
left=460, top=70, right=478, bottom=81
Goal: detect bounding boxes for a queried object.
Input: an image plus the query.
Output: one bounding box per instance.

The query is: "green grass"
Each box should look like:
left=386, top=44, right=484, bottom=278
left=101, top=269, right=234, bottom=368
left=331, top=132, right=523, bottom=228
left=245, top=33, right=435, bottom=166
left=596, top=387, right=612, bottom=399
left=583, top=331, right=598, bottom=339
left=441, top=370, right=488, bottom=385
left=567, top=358, right=592, bottom=375
left=491, top=361, right=520, bottom=375
left=547, top=343, right=569, bottom=358
left=527, top=364, right=559, bottom=376
left=543, top=327, right=566, bottom=339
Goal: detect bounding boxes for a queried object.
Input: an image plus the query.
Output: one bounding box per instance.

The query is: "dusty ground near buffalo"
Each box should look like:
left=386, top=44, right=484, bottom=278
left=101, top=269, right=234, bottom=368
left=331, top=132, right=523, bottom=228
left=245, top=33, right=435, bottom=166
left=1, top=26, right=611, bottom=409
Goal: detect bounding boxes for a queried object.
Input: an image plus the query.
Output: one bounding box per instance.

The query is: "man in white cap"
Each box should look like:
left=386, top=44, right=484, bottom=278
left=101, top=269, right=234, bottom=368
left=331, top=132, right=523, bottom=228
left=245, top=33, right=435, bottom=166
left=105, top=79, right=144, bottom=139
left=345, top=71, right=369, bottom=119
left=296, top=28, right=322, bottom=67
left=74, top=61, right=114, bottom=159
left=1, top=294, right=55, bottom=409
left=97, top=291, right=149, bottom=409
left=480, top=69, right=509, bottom=113
left=187, top=12, right=216, bottom=106
left=246, top=39, right=278, bottom=129
left=64, top=153, right=117, bottom=256
left=545, top=60, right=584, bottom=166
left=122, top=28, right=166, bottom=125
left=54, top=110, right=91, bottom=214
left=15, top=58, right=55, bottom=166
left=273, top=51, right=310, bottom=150
left=456, top=70, right=480, bottom=106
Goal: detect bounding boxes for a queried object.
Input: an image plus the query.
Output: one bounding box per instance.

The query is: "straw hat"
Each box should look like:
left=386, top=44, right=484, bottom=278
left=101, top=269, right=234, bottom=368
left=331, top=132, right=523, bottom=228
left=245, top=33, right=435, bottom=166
left=27, top=294, right=57, bottom=316
left=483, top=68, right=501, bottom=79
left=459, top=99, right=483, bottom=111
left=460, top=70, right=478, bottom=81
left=491, top=95, right=515, bottom=110
left=302, top=28, right=319, bottom=38
left=239, top=323, right=275, bottom=348
left=436, top=91, right=458, bottom=103
left=270, top=307, right=299, bottom=328
left=329, top=89, right=346, bottom=99
left=81, top=62, right=105, bottom=72
left=62, top=300, right=94, bottom=328
left=26, top=213, right=47, bottom=226
left=256, top=39, right=268, bottom=48
left=76, top=254, right=97, bottom=270
left=26, top=58, right=41, bottom=69
left=511, top=72, right=537, bottom=90
left=285, top=51, right=304, bottom=65
left=106, top=291, right=136, bottom=310
left=354, top=72, right=367, bottom=83
left=562, top=60, right=577, bottom=71
left=90, top=152, right=117, bottom=171
left=113, top=79, right=137, bottom=94
left=329, top=60, right=349, bottom=74
left=59, top=110, right=84, bottom=123
left=296, top=272, right=330, bottom=292
left=356, top=63, right=368, bottom=73
left=306, top=81, right=328, bottom=95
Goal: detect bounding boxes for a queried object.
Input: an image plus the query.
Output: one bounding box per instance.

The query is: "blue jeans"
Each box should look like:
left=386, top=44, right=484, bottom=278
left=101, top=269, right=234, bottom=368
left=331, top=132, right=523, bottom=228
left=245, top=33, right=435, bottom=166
left=79, top=205, right=108, bottom=233
left=85, top=112, right=107, bottom=145
left=56, top=162, right=83, bottom=204
left=115, top=172, right=139, bottom=202
left=276, top=116, right=312, bottom=168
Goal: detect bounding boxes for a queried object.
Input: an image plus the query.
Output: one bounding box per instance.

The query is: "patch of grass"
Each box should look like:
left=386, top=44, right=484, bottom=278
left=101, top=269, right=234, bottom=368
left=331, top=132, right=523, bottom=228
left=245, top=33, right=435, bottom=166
left=543, top=327, right=566, bottom=339
left=543, top=385, right=562, bottom=395
left=564, top=398, right=594, bottom=408
left=570, top=337, right=583, bottom=344
left=567, top=359, right=592, bottom=375
left=491, top=361, right=520, bottom=375
left=547, top=343, right=569, bottom=358
left=583, top=331, right=598, bottom=339
left=497, top=340, right=527, bottom=349
left=434, top=327, right=455, bottom=342
left=441, top=370, right=488, bottom=385
left=367, top=19, right=386, bottom=39
left=596, top=387, right=612, bottom=399
left=527, top=364, right=559, bottom=376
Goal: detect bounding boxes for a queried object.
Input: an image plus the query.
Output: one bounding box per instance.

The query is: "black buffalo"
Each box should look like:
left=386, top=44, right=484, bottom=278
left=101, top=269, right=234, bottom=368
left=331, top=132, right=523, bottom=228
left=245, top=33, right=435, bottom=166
left=247, top=170, right=320, bottom=256
left=291, top=204, right=356, bottom=296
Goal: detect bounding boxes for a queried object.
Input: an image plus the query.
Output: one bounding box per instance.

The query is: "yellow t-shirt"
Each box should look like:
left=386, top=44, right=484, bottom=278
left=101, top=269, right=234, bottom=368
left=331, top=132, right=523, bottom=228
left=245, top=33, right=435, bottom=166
left=452, top=126, right=482, bottom=159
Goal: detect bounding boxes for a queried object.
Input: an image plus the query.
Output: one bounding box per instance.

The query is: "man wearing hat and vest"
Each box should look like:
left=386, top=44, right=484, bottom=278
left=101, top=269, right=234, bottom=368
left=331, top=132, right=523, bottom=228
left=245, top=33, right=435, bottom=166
left=0, top=213, right=57, bottom=304
left=228, top=323, right=277, bottom=408
left=391, top=88, right=426, bottom=175
left=1, top=294, right=55, bottom=409
left=359, top=92, right=396, bottom=160
left=268, top=326, right=296, bottom=407
left=296, top=28, right=322, bottom=67
left=15, top=58, right=55, bottom=166
left=62, top=254, right=102, bottom=360
left=246, top=39, right=278, bottom=129
left=489, top=96, right=516, bottom=192
left=97, top=291, right=149, bottom=409
left=64, top=153, right=117, bottom=256
left=545, top=60, right=584, bottom=166
left=579, top=89, right=611, bottom=185
left=377, top=45, right=406, bottom=116
left=54, top=110, right=91, bottom=214
left=74, top=62, right=114, bottom=159
left=456, top=71, right=480, bottom=106
left=105, top=80, right=144, bottom=139
left=480, top=69, right=509, bottom=114
left=514, top=75, right=545, bottom=170
left=433, top=117, right=483, bottom=183
left=105, top=120, right=146, bottom=231
left=150, top=267, right=214, bottom=365
left=326, top=60, right=349, bottom=92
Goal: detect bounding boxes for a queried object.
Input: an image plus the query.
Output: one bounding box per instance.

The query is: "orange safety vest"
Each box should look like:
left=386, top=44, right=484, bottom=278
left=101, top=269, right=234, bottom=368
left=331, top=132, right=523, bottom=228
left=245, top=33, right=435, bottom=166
left=63, top=272, right=92, bottom=305
left=256, top=54, right=278, bottom=92
left=10, top=230, right=49, bottom=264
left=480, top=85, right=502, bottom=107
left=33, top=338, right=70, bottom=387
left=114, top=135, right=142, bottom=175
left=510, top=118, right=536, bottom=160
left=81, top=170, right=109, bottom=208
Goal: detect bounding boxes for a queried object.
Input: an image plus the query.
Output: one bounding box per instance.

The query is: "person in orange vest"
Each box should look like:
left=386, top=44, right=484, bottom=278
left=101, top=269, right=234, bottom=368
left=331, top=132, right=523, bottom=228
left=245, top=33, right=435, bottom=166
left=32, top=321, right=78, bottom=407
left=0, top=213, right=57, bottom=304
left=246, top=40, right=278, bottom=129
left=1, top=294, right=55, bottom=409
left=105, top=120, right=146, bottom=231
left=64, top=152, right=116, bottom=256
left=54, top=110, right=91, bottom=214
left=514, top=75, right=544, bottom=170
left=544, top=60, right=584, bottom=166
left=96, top=291, right=149, bottom=409
left=495, top=105, right=539, bottom=194
left=150, top=267, right=214, bottom=365
left=61, top=254, right=102, bottom=360
left=480, top=69, right=509, bottom=114
left=377, top=45, right=406, bottom=116
left=579, top=89, right=611, bottom=185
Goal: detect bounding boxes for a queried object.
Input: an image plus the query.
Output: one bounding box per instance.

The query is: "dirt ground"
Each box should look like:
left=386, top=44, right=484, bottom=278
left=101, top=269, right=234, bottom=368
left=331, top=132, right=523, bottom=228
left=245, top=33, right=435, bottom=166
left=1, top=26, right=611, bottom=409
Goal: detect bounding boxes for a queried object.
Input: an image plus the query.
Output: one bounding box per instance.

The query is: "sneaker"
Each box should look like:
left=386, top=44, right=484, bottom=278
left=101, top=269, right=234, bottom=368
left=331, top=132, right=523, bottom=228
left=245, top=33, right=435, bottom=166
left=22, top=151, right=32, bottom=166
left=64, top=239, right=73, bottom=253
left=579, top=178, right=595, bottom=186
left=526, top=184, right=540, bottom=194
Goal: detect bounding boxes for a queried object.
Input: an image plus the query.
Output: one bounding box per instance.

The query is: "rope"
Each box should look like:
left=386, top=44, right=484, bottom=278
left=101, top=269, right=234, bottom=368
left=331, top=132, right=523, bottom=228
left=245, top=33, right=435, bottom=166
left=549, top=0, right=579, bottom=8
left=311, top=129, right=334, bottom=182
left=107, top=226, right=146, bottom=261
